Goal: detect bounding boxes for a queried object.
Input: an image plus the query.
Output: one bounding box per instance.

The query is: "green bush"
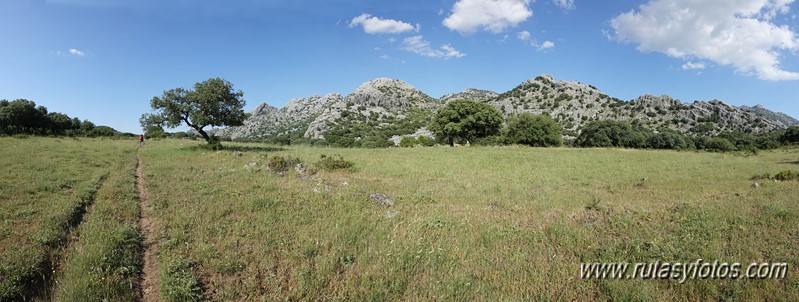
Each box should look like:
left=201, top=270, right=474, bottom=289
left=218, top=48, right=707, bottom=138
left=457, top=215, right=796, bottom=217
left=360, top=137, right=392, bottom=149
left=503, top=113, right=562, bottom=147
left=750, top=173, right=771, bottom=180
left=753, top=170, right=799, bottom=181
left=646, top=132, right=688, bottom=149
left=315, top=154, right=354, bottom=172
left=782, top=126, right=799, bottom=144
left=575, top=120, right=647, bottom=148
left=311, top=139, right=329, bottom=147
left=702, top=137, right=736, bottom=152
left=399, top=136, right=418, bottom=148
left=417, top=135, right=436, bottom=147
left=266, top=155, right=302, bottom=173
left=773, top=170, right=799, bottom=181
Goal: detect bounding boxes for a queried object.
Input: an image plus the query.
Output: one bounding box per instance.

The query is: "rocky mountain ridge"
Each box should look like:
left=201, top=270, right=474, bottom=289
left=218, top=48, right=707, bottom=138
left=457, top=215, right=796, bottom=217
left=217, top=74, right=797, bottom=141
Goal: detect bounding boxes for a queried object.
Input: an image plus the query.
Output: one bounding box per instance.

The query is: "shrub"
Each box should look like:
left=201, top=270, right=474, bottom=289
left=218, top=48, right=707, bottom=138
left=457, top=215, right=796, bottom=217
left=503, top=113, right=562, bottom=147
left=750, top=173, right=771, bottom=180
left=773, top=170, right=799, bottom=181
left=782, top=126, right=799, bottom=144
left=646, top=132, right=688, bottom=149
left=417, top=135, right=436, bottom=147
left=360, top=137, right=391, bottom=149
left=315, top=154, right=354, bottom=172
left=575, top=120, right=648, bottom=148
left=399, top=136, right=418, bottom=148
left=266, top=155, right=302, bottom=173
left=311, top=139, right=329, bottom=147
left=702, top=137, right=736, bottom=152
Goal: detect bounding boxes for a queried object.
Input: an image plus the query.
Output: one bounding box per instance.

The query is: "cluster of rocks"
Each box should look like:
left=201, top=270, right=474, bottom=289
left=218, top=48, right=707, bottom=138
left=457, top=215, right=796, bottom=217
left=389, top=127, right=435, bottom=146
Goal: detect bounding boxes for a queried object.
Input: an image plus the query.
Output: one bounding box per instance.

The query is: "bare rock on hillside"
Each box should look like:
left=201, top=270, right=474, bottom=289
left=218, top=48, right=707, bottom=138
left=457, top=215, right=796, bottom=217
left=440, top=88, right=498, bottom=103
left=389, top=127, right=436, bottom=146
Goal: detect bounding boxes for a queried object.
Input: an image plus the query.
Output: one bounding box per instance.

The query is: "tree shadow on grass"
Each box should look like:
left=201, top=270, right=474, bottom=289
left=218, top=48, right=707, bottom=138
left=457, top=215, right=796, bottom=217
left=778, top=160, right=799, bottom=165
left=180, top=144, right=286, bottom=153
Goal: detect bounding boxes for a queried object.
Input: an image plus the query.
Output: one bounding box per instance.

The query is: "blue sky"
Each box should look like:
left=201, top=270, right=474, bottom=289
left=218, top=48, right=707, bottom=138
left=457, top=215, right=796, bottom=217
left=1, top=0, right=798, bottom=133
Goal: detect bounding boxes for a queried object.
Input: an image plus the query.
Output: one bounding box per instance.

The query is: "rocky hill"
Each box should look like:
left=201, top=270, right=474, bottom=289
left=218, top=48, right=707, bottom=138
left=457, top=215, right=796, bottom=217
left=740, top=105, right=799, bottom=127
left=440, top=88, right=498, bottom=103
left=303, top=78, right=438, bottom=139
left=487, top=74, right=792, bottom=135
left=216, top=93, right=341, bottom=140
left=217, top=74, right=796, bottom=142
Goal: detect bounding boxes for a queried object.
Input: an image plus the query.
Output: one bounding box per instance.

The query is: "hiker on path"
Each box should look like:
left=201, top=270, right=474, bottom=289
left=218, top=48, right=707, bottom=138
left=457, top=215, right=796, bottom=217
left=139, top=134, right=145, bottom=146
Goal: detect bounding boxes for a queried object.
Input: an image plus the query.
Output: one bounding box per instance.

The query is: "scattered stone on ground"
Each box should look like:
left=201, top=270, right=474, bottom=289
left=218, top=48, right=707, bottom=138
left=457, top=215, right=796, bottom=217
left=752, top=182, right=760, bottom=188
left=313, top=180, right=329, bottom=193
left=244, top=161, right=260, bottom=171
left=384, top=210, right=399, bottom=219
left=369, top=193, right=393, bottom=207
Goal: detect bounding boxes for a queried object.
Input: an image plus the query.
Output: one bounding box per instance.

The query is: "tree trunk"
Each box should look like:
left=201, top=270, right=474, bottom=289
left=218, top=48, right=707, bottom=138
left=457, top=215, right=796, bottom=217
left=195, top=127, right=211, bottom=143
left=448, top=137, right=454, bottom=147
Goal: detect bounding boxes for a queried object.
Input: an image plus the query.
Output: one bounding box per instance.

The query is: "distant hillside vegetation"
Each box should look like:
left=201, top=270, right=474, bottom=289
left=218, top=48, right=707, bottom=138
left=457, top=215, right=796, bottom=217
left=216, top=74, right=797, bottom=145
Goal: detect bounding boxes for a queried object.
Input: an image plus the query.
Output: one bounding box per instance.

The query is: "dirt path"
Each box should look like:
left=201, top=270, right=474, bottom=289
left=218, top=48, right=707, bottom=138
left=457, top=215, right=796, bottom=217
left=137, top=152, right=160, bottom=302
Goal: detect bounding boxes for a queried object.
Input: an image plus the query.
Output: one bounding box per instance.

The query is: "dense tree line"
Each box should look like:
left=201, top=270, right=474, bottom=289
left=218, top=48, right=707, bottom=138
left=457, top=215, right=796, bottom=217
left=573, top=120, right=799, bottom=152
left=0, top=99, right=123, bottom=137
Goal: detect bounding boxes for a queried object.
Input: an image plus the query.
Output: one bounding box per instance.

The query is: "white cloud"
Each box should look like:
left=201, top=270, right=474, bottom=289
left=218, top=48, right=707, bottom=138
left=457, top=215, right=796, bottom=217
left=443, top=0, right=533, bottom=34
left=401, top=35, right=466, bottom=59
left=682, top=61, right=706, bottom=70
left=517, top=30, right=532, bottom=41
left=349, top=13, right=418, bottom=34
left=379, top=54, right=406, bottom=64
left=517, top=31, right=555, bottom=50
left=610, top=0, right=799, bottom=81
left=68, top=48, right=85, bottom=56
left=57, top=48, right=86, bottom=57
left=552, top=0, right=575, bottom=10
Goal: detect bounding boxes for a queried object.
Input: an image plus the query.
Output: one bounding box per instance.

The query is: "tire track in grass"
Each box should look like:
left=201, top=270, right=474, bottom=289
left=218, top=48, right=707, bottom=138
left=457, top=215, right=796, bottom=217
left=137, top=151, right=160, bottom=301
left=14, top=174, right=108, bottom=302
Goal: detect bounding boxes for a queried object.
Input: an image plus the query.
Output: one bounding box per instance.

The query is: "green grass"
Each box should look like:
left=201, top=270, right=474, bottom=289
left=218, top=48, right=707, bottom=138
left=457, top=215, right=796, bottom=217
left=139, top=140, right=799, bottom=301
left=2, top=137, right=796, bottom=300
left=0, top=137, right=140, bottom=301
left=53, top=144, right=141, bottom=301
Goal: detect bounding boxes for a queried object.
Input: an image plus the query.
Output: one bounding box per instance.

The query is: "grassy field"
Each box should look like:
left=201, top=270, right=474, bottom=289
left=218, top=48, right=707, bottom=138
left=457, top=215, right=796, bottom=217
left=1, top=137, right=797, bottom=301
left=136, top=139, right=798, bottom=301
left=0, top=137, right=141, bottom=301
